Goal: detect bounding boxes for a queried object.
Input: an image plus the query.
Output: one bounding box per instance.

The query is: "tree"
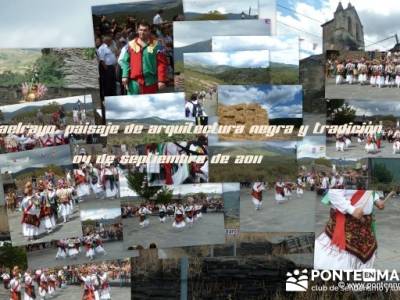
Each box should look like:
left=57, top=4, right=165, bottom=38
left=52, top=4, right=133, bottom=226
left=328, top=100, right=356, bottom=125
left=372, top=163, right=393, bottom=184
left=0, top=243, right=27, bottom=270
left=155, top=186, right=173, bottom=205
left=126, top=172, right=161, bottom=202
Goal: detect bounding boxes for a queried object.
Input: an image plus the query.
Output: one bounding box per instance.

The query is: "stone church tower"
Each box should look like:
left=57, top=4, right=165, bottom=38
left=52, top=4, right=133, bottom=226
left=322, top=2, right=364, bottom=52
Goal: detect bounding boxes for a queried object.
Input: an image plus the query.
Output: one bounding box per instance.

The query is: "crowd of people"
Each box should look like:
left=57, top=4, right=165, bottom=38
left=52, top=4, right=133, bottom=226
left=17, top=178, right=78, bottom=241
left=1, top=260, right=130, bottom=300
left=55, top=234, right=107, bottom=261
left=327, top=52, right=400, bottom=88
left=249, top=167, right=367, bottom=208
left=122, top=196, right=223, bottom=229
left=73, top=163, right=120, bottom=199
left=333, top=128, right=400, bottom=154
left=94, top=12, right=182, bottom=96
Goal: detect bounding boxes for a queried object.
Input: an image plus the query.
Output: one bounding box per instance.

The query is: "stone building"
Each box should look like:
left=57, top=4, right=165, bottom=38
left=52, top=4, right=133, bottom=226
left=322, top=2, right=364, bottom=52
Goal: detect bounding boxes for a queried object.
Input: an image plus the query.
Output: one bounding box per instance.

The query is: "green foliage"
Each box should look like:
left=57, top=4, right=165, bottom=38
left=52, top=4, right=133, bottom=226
left=28, top=52, right=65, bottom=87
left=194, top=11, right=227, bottom=20
left=271, top=67, right=299, bottom=84
left=372, top=163, right=393, bottom=184
left=0, top=243, right=28, bottom=270
left=126, top=172, right=161, bottom=201
left=314, top=158, right=333, bottom=168
left=155, top=186, right=173, bottom=204
left=0, top=70, right=28, bottom=87
left=329, top=101, right=356, bottom=125
left=83, top=48, right=97, bottom=60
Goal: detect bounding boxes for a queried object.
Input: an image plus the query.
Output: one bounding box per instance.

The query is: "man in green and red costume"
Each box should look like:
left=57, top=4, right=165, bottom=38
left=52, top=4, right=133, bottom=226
left=120, top=21, right=168, bottom=94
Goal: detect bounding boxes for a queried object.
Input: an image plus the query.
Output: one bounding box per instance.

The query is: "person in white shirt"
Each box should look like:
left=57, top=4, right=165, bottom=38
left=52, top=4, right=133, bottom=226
left=97, top=36, right=117, bottom=97
left=153, top=9, right=163, bottom=25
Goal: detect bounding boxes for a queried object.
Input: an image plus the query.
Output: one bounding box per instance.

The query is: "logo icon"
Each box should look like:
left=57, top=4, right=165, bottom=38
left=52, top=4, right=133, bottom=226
left=286, top=269, right=308, bottom=292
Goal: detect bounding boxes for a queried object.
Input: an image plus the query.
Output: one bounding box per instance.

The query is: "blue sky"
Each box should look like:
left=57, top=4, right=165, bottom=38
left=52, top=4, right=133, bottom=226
left=218, top=85, right=303, bottom=119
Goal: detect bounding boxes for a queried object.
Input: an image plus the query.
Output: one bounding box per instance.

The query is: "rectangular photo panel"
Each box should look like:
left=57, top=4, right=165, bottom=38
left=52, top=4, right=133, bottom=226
left=19, top=258, right=131, bottom=299
left=104, top=93, right=200, bottom=146
left=0, top=48, right=100, bottom=107
left=208, top=137, right=298, bottom=183
left=26, top=199, right=137, bottom=269
left=183, top=0, right=259, bottom=20
left=326, top=99, right=399, bottom=159
left=173, top=19, right=271, bottom=90
left=122, top=183, right=225, bottom=249
left=217, top=84, right=303, bottom=141
left=184, top=50, right=270, bottom=117
left=1, top=145, right=82, bottom=246
left=91, top=0, right=184, bottom=96
left=314, top=189, right=399, bottom=271
left=0, top=95, right=98, bottom=154
left=325, top=50, right=400, bottom=101
left=212, top=35, right=300, bottom=84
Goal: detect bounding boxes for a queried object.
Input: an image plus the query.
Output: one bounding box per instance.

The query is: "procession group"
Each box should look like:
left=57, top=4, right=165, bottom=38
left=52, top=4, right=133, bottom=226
left=334, top=129, right=400, bottom=154
left=329, top=52, right=400, bottom=88
left=55, top=234, right=107, bottom=261
left=123, top=197, right=223, bottom=229
left=2, top=261, right=126, bottom=300
left=17, top=178, right=77, bottom=241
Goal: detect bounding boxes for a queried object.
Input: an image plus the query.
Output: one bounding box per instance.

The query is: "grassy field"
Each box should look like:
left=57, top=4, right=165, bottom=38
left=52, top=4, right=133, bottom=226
left=0, top=49, right=41, bottom=75
left=209, top=148, right=297, bottom=182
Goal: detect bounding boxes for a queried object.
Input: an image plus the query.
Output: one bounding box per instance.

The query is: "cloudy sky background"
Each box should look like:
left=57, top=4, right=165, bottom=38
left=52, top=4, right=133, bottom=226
left=346, top=99, right=400, bottom=117
left=183, top=0, right=258, bottom=15
left=277, top=0, right=400, bottom=58
left=80, top=207, right=121, bottom=221
left=297, top=135, right=326, bottom=159
left=0, top=145, right=72, bottom=174
left=212, top=35, right=299, bottom=66
left=174, top=20, right=271, bottom=48
left=218, top=85, right=303, bottom=119
left=105, top=93, right=186, bottom=121
left=184, top=50, right=269, bottom=68
left=0, top=95, right=92, bottom=114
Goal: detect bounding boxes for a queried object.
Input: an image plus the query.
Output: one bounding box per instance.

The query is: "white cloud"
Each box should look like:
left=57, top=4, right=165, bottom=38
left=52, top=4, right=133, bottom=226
left=105, top=93, right=186, bottom=121
left=184, top=50, right=269, bottom=68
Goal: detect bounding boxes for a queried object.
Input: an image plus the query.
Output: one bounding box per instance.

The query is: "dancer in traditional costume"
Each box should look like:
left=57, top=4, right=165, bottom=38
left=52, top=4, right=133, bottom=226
left=99, top=267, right=111, bottom=300
left=38, top=271, right=48, bottom=300
left=251, top=182, right=265, bottom=210
left=365, top=135, right=378, bottom=154
left=74, top=165, right=91, bottom=198
left=335, top=135, right=345, bottom=152
left=395, top=61, right=400, bottom=88
left=101, top=165, right=118, bottom=198
left=94, top=234, right=106, bottom=256
left=90, top=267, right=101, bottom=300
left=158, top=204, right=167, bottom=223
left=393, top=139, right=400, bottom=154
left=138, top=205, right=151, bottom=228
left=68, top=238, right=80, bottom=259
left=56, top=239, right=68, bottom=259
left=184, top=202, right=195, bottom=226
left=9, top=267, right=21, bottom=300
left=85, top=236, right=96, bottom=261
left=48, top=273, right=57, bottom=297
left=296, top=177, right=304, bottom=197
left=23, top=271, right=35, bottom=300
left=172, top=205, right=186, bottom=228
left=335, top=61, right=345, bottom=85
left=80, top=270, right=95, bottom=300
left=37, top=181, right=56, bottom=234
left=345, top=60, right=355, bottom=84
left=21, top=182, right=40, bottom=241
left=315, top=189, right=391, bottom=270
left=275, top=180, right=286, bottom=203
left=56, top=180, right=73, bottom=223
left=119, top=21, right=168, bottom=95
left=89, top=165, right=103, bottom=197
left=1, top=272, right=10, bottom=289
